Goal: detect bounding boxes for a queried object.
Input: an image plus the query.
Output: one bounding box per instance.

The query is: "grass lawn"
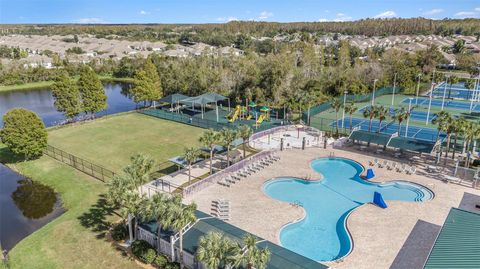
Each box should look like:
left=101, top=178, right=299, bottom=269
left=0, top=144, right=142, bottom=269
left=0, top=75, right=133, bottom=93
left=0, top=81, right=54, bottom=92
left=48, top=113, right=203, bottom=173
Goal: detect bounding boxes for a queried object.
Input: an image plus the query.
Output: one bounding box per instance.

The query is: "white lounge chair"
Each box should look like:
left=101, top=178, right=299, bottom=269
left=379, top=160, right=387, bottom=168
left=407, top=167, right=416, bottom=175
left=386, top=161, right=393, bottom=170
left=397, top=164, right=406, bottom=173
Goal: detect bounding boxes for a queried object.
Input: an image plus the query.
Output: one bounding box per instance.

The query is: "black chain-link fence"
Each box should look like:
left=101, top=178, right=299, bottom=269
left=44, top=145, right=115, bottom=182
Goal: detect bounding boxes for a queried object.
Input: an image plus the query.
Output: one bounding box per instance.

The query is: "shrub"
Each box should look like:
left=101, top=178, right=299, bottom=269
left=111, top=223, right=128, bottom=241
left=131, top=240, right=156, bottom=264
left=152, top=255, right=168, bottom=268
left=164, top=262, right=180, bottom=269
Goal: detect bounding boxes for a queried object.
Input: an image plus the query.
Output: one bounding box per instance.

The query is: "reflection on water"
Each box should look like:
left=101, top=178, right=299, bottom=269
left=0, top=83, right=137, bottom=127
left=12, top=179, right=57, bottom=219
left=0, top=164, right=65, bottom=251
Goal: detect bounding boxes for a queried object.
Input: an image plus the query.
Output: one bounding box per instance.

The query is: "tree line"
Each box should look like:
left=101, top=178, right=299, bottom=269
left=2, top=18, right=479, bottom=45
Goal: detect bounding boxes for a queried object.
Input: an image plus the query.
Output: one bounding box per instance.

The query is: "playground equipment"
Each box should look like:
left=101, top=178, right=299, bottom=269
left=256, top=114, right=266, bottom=125
left=227, top=105, right=241, bottom=123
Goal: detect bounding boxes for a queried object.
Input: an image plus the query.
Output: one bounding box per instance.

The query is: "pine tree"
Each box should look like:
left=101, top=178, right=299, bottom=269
left=51, top=72, right=82, bottom=121
left=131, top=58, right=162, bottom=105
left=0, top=108, right=47, bottom=160
left=78, top=65, right=107, bottom=116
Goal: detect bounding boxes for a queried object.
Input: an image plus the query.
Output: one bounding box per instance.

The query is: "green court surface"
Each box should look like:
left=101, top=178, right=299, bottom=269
left=310, top=93, right=480, bottom=133
left=48, top=113, right=203, bottom=173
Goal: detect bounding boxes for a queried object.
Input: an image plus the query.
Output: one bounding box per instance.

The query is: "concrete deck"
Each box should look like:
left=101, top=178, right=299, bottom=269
left=183, top=146, right=480, bottom=269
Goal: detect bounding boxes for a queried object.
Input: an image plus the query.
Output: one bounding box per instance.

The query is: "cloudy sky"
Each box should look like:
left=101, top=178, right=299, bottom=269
left=0, top=0, right=479, bottom=24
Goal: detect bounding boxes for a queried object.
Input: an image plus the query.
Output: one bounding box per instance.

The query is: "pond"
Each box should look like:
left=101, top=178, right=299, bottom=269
left=0, top=82, right=137, bottom=127
left=0, top=164, right=65, bottom=251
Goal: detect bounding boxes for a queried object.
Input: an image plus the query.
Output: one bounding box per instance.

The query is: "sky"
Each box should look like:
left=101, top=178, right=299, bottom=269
left=0, top=0, right=479, bottom=24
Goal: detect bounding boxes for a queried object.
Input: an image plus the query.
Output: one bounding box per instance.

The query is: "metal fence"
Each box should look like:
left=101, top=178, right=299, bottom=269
left=302, top=87, right=399, bottom=123
left=140, top=108, right=285, bottom=133
left=182, top=150, right=273, bottom=196
left=44, top=145, right=115, bottom=182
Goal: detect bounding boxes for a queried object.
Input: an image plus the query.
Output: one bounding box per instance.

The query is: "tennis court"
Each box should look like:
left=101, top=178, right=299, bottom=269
left=402, top=97, right=480, bottom=112
left=359, top=105, right=437, bottom=122
left=332, top=117, right=445, bottom=142
left=431, top=82, right=480, bottom=100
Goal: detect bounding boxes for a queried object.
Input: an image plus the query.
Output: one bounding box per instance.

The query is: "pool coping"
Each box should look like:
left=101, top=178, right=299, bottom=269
left=261, top=156, right=436, bottom=263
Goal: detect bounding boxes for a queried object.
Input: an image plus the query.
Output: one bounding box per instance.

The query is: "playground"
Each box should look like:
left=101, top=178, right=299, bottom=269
left=144, top=92, right=285, bottom=130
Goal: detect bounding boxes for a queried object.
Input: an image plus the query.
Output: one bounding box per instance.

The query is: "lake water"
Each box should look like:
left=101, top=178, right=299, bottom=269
left=0, top=164, right=65, bottom=251
left=0, top=83, right=137, bottom=127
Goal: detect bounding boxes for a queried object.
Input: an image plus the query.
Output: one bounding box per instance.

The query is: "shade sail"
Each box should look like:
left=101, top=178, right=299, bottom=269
left=158, top=93, right=189, bottom=104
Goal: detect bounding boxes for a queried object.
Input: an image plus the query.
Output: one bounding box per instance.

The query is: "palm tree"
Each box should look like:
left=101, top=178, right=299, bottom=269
left=123, top=154, right=156, bottom=188
left=330, top=97, right=342, bottom=135
left=447, top=76, right=460, bottom=99
left=138, top=192, right=171, bottom=250
left=392, top=107, right=409, bottom=136
left=199, top=129, right=220, bottom=175
left=376, top=106, right=388, bottom=133
left=344, top=101, right=358, bottom=131
left=451, top=117, right=466, bottom=159
left=443, top=116, right=455, bottom=162
left=184, top=147, right=201, bottom=184
left=362, top=105, right=378, bottom=132
left=463, top=123, right=480, bottom=168
left=237, top=125, right=253, bottom=158
left=164, top=200, right=198, bottom=269
left=236, top=234, right=271, bottom=269
left=197, top=232, right=241, bottom=269
left=432, top=111, right=450, bottom=143
left=219, top=128, right=238, bottom=166
left=106, top=153, right=156, bottom=243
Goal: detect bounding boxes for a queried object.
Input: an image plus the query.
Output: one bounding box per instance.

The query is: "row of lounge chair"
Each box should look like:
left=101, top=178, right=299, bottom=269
left=369, top=158, right=417, bottom=175
left=217, top=154, right=280, bottom=187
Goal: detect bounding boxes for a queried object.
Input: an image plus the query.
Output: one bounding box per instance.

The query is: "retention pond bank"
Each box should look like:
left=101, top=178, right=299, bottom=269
left=0, top=164, right=65, bottom=251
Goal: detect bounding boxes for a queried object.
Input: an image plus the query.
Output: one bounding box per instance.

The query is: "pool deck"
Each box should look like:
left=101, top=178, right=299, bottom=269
left=183, top=146, right=480, bottom=269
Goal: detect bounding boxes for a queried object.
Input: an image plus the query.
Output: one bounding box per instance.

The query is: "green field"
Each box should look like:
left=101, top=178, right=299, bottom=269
left=0, top=75, right=133, bottom=92
left=0, top=144, right=142, bottom=269
left=48, top=113, right=202, bottom=172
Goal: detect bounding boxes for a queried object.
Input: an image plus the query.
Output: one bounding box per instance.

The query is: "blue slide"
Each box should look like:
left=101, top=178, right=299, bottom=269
left=373, top=191, right=388, bottom=208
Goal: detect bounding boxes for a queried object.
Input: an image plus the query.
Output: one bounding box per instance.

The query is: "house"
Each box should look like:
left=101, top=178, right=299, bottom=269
left=163, top=49, right=189, bottom=58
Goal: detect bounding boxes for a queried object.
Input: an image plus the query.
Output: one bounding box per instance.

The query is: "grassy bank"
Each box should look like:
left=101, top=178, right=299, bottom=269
left=0, top=75, right=133, bottom=93
left=48, top=113, right=202, bottom=172
left=0, top=144, right=142, bottom=269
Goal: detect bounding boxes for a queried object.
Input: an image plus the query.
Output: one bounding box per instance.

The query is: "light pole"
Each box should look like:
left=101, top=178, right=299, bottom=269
left=405, top=98, right=413, bottom=137
left=341, top=90, right=348, bottom=129
left=372, top=79, right=378, bottom=106
left=469, top=77, right=478, bottom=112
left=415, top=73, right=421, bottom=105
left=391, top=73, right=397, bottom=106
left=426, top=83, right=434, bottom=126
left=441, top=75, right=449, bottom=111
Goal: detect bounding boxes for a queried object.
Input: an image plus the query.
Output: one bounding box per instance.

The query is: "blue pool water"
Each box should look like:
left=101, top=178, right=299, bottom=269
left=263, top=157, right=433, bottom=262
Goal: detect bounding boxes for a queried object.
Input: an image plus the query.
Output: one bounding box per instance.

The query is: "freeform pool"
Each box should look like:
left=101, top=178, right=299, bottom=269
left=263, top=157, right=433, bottom=262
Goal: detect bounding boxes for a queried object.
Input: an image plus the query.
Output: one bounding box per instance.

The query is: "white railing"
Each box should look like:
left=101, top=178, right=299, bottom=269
left=250, top=125, right=292, bottom=141
left=137, top=227, right=157, bottom=248
left=182, top=150, right=274, bottom=196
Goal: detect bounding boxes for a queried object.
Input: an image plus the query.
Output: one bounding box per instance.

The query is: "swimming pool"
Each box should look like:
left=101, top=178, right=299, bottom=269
left=263, top=157, right=433, bottom=262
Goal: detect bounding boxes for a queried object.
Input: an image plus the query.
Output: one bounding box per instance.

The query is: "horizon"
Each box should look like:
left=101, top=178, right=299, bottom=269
left=0, top=0, right=479, bottom=24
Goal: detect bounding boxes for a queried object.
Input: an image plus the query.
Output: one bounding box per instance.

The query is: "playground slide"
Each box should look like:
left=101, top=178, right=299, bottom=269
left=247, top=114, right=252, bottom=120
left=373, top=191, right=388, bottom=208
left=256, top=114, right=265, bottom=125
left=229, top=106, right=241, bottom=123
